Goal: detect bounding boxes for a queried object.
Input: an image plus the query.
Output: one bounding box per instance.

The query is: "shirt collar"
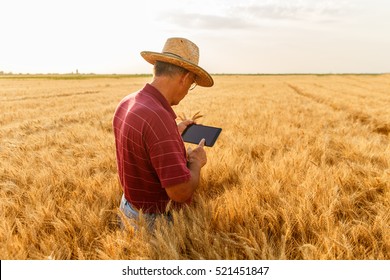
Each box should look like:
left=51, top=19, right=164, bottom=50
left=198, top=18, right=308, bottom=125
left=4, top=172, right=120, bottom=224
left=142, top=83, right=177, bottom=119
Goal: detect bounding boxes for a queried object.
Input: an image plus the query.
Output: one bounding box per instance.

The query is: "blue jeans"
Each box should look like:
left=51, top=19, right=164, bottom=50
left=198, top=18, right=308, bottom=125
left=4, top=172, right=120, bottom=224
left=119, top=194, right=171, bottom=230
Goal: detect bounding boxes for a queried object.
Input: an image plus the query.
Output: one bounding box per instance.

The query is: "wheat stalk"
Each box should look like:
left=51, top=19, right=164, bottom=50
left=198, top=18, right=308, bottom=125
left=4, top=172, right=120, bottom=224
left=178, top=111, right=204, bottom=122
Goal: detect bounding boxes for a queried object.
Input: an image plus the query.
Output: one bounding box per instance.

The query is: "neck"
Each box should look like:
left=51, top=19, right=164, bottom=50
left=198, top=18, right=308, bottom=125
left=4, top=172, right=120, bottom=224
left=150, top=76, right=177, bottom=106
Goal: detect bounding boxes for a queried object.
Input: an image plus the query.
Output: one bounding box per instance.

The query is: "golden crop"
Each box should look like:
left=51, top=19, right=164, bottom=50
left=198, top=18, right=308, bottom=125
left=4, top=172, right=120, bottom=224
left=0, top=74, right=389, bottom=259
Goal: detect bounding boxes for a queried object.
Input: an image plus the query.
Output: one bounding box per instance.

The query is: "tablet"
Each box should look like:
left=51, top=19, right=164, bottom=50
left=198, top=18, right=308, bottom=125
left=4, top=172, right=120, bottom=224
left=182, top=124, right=222, bottom=147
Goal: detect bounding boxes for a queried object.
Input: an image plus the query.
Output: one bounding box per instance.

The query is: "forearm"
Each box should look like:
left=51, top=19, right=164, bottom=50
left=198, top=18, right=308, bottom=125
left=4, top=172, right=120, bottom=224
left=165, top=162, right=202, bottom=203
left=186, top=161, right=202, bottom=195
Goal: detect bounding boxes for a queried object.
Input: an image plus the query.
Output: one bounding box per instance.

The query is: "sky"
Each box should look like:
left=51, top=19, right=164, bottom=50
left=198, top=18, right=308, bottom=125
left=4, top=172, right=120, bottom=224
left=1, top=0, right=389, bottom=74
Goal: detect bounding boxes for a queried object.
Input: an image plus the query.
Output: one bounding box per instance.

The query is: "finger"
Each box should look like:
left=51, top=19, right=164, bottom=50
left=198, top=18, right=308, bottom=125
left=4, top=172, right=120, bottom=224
left=198, top=138, right=205, bottom=147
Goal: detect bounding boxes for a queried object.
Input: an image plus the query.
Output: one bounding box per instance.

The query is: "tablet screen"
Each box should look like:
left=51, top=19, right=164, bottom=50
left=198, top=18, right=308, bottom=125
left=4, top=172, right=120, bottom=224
left=182, top=124, right=222, bottom=147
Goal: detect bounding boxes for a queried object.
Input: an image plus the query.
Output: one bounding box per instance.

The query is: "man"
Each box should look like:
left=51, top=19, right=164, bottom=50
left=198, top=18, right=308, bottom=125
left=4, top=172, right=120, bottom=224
left=113, top=37, right=214, bottom=229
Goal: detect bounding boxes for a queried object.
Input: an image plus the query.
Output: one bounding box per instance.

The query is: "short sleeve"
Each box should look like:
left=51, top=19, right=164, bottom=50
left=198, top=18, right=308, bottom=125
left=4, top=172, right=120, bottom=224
left=149, top=135, right=191, bottom=188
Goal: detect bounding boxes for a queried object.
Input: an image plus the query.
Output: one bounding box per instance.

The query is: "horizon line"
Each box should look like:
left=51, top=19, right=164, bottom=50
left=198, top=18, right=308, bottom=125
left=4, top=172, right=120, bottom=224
left=1, top=72, right=389, bottom=76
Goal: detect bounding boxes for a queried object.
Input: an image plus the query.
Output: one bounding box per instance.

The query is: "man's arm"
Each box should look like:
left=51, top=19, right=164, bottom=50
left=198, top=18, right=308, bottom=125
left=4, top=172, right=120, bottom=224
left=165, top=139, right=207, bottom=203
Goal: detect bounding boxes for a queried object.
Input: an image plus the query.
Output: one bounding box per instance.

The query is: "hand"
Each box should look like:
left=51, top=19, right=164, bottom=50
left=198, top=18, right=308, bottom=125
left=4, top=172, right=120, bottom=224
left=177, top=111, right=204, bottom=135
left=187, top=139, right=207, bottom=168
left=177, top=119, right=194, bottom=135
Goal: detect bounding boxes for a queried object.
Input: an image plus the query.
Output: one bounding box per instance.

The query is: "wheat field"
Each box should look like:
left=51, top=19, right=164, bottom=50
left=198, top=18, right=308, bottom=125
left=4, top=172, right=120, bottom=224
left=0, top=74, right=389, bottom=260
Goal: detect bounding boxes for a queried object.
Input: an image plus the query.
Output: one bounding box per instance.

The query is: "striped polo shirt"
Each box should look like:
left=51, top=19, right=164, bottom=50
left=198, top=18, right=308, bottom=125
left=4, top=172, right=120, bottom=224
left=113, top=84, right=191, bottom=214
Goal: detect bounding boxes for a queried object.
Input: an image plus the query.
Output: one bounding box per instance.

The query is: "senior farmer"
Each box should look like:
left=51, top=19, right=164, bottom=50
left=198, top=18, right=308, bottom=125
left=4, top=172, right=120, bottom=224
left=113, top=37, right=214, bottom=228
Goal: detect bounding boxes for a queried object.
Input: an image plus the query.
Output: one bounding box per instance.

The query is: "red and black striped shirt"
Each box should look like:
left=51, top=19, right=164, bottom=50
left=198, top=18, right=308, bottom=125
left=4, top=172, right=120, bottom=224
left=113, top=84, right=191, bottom=213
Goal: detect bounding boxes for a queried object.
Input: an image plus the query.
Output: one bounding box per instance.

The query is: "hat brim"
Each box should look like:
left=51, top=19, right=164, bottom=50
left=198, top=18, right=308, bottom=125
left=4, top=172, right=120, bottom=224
left=140, top=51, right=214, bottom=87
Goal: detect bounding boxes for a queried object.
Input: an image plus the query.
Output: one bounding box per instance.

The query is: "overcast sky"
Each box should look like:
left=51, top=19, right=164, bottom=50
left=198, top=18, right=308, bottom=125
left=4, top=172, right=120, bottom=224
left=1, top=0, right=389, bottom=74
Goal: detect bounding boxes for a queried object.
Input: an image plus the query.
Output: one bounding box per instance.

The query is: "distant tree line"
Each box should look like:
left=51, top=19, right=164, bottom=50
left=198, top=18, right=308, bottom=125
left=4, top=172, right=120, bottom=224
left=0, top=71, right=18, bottom=75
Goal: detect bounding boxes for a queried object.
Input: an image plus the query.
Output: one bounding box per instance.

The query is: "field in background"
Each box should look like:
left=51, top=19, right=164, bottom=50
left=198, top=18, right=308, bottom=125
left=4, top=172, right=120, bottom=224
left=0, top=74, right=389, bottom=259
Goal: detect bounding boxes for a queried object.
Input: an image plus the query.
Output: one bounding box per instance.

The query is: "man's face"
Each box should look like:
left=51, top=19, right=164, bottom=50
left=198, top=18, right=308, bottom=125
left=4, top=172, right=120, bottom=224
left=174, top=72, right=196, bottom=105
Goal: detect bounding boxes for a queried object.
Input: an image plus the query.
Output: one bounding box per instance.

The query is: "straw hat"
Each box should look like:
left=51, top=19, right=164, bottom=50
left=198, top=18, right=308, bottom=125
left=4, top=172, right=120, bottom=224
left=140, top=37, right=214, bottom=87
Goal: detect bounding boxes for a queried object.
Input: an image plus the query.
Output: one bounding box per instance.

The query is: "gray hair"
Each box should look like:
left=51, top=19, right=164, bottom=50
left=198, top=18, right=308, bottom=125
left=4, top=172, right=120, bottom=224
left=154, top=61, right=188, bottom=77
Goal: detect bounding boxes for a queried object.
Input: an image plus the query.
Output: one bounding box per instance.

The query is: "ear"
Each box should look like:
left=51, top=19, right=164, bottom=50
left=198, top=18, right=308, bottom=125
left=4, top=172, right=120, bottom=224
left=177, top=72, right=191, bottom=88
left=182, top=71, right=192, bottom=83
